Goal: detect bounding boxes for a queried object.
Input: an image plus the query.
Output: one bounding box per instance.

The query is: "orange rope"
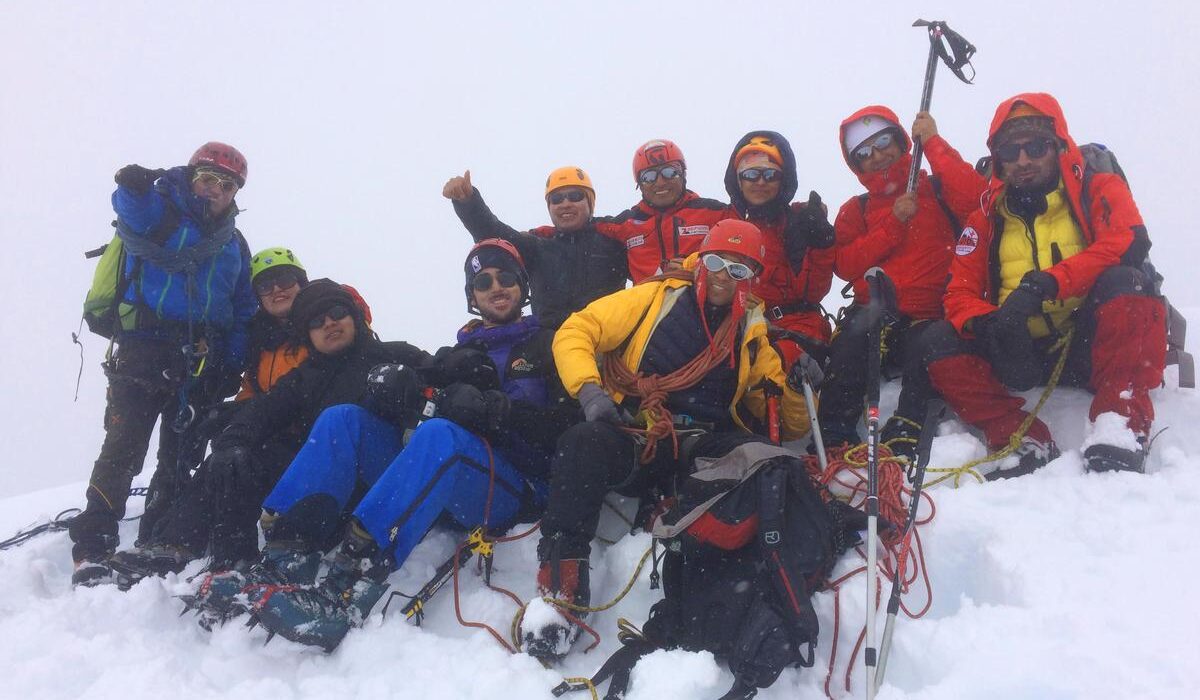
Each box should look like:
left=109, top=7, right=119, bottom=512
left=801, top=447, right=937, bottom=698
left=602, top=309, right=738, bottom=464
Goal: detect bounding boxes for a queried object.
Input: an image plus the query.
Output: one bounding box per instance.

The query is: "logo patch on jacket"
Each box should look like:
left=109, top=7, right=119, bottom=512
left=955, top=227, right=979, bottom=256
left=626, top=235, right=646, bottom=249
left=509, top=358, right=535, bottom=374
left=678, top=225, right=710, bottom=237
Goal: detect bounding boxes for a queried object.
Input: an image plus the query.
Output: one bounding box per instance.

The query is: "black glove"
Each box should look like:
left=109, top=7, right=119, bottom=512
left=426, top=345, right=499, bottom=390
left=206, top=445, right=251, bottom=502
left=365, top=363, right=428, bottom=426
left=114, top=164, right=165, bottom=194
left=206, top=370, right=244, bottom=401
left=784, top=191, right=836, bottom=271
left=786, top=352, right=825, bottom=392
left=437, top=383, right=511, bottom=435
left=578, top=383, right=624, bottom=424
left=995, top=271, right=1057, bottom=327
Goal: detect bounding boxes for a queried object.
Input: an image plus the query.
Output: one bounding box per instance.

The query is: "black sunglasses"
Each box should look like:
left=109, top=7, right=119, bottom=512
left=548, top=189, right=587, bottom=205
left=852, top=131, right=897, bottom=163
left=738, top=167, right=783, bottom=183
left=253, top=270, right=302, bottom=296
left=472, top=270, right=520, bottom=292
left=994, top=138, right=1057, bottom=164
left=306, top=304, right=352, bottom=330
left=637, top=165, right=682, bottom=185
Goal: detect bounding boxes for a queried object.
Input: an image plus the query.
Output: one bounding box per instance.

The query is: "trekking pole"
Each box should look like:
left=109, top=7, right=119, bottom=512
left=801, top=375, right=828, bottom=472
left=874, top=399, right=945, bottom=691
left=906, top=19, right=977, bottom=194
left=862, top=266, right=890, bottom=700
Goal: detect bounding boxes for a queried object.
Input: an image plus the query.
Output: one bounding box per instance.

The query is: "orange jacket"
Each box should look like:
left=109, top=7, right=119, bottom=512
left=942, top=93, right=1146, bottom=333
left=236, top=343, right=308, bottom=401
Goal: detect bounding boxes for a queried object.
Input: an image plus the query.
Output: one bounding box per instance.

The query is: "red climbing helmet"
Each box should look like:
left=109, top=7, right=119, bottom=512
left=189, top=142, right=248, bottom=187
left=632, top=139, right=686, bottom=180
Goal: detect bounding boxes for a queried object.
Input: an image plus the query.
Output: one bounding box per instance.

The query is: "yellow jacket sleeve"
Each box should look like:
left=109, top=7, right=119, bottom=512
left=740, top=324, right=811, bottom=441
left=552, top=282, right=665, bottom=397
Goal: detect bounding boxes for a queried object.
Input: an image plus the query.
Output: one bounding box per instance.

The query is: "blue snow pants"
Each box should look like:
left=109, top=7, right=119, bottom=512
left=262, top=404, right=537, bottom=569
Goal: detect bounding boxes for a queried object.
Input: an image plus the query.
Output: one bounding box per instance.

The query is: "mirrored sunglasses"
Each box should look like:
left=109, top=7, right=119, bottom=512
left=738, top=167, right=783, bottom=183
left=192, top=169, right=239, bottom=193
left=637, top=165, right=683, bottom=185
left=852, top=131, right=897, bottom=162
left=306, top=304, right=352, bottom=330
left=994, top=138, right=1057, bottom=164
left=253, top=270, right=302, bottom=296
left=548, top=189, right=587, bottom=205
left=702, top=253, right=755, bottom=281
left=472, top=270, right=520, bottom=292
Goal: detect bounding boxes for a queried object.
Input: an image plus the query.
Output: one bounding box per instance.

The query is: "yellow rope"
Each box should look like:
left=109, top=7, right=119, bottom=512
left=558, top=678, right=599, bottom=700
left=925, top=329, right=1074, bottom=488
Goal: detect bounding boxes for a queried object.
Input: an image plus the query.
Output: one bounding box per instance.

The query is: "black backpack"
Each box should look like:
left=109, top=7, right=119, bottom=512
left=561, top=447, right=859, bottom=700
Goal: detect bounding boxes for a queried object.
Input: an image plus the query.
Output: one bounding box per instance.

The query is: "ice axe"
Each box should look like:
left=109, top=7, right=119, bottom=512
left=906, top=19, right=977, bottom=194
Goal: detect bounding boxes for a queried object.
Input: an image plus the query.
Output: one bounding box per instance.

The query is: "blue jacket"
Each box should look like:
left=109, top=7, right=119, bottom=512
left=455, top=316, right=578, bottom=480
left=112, top=166, right=255, bottom=368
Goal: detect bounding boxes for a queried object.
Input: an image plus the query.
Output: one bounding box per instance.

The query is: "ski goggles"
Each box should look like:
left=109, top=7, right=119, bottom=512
left=993, top=137, right=1057, bottom=164
left=472, top=270, right=521, bottom=292
left=253, top=270, right=302, bottom=296
left=192, top=169, right=239, bottom=193
left=306, top=304, right=352, bottom=330
left=852, top=131, right=897, bottom=162
left=637, top=165, right=683, bottom=185
left=701, top=253, right=755, bottom=281
left=737, top=167, right=783, bottom=183
left=547, top=189, right=587, bottom=205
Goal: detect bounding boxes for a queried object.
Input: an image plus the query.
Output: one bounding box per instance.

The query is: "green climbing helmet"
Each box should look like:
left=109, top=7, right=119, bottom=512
left=250, top=247, right=307, bottom=282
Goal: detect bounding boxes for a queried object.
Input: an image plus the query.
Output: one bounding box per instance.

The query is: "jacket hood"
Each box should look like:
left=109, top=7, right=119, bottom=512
left=984, top=92, right=1085, bottom=207
left=839, top=105, right=912, bottom=196
left=724, top=130, right=799, bottom=220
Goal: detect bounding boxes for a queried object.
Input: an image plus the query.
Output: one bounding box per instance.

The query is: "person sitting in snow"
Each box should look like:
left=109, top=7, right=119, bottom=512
left=70, top=142, right=257, bottom=587
left=523, top=219, right=815, bottom=662
left=818, top=107, right=986, bottom=458
left=109, top=279, right=427, bottom=594
left=104, top=248, right=351, bottom=583
left=443, top=166, right=628, bottom=328
left=919, top=92, right=1166, bottom=476
left=208, top=240, right=577, bottom=651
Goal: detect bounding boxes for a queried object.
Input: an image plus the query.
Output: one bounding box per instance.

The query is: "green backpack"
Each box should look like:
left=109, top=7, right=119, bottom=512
left=82, top=209, right=179, bottom=339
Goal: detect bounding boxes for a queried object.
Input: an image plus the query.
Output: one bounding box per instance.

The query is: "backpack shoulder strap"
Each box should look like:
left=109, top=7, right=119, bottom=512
left=929, top=175, right=963, bottom=234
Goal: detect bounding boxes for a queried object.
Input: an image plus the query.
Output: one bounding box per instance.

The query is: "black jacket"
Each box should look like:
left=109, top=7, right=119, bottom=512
left=215, top=336, right=430, bottom=454
left=453, top=189, right=629, bottom=328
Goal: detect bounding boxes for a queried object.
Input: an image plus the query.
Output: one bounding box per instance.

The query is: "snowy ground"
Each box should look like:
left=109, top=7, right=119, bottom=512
left=2, top=328, right=1198, bottom=700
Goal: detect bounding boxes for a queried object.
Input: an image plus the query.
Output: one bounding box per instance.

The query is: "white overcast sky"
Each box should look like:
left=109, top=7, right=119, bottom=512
left=2, top=0, right=1198, bottom=496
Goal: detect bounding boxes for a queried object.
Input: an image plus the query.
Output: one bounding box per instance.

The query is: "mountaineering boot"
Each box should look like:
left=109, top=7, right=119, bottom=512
left=523, top=557, right=591, bottom=662
left=880, top=416, right=923, bottom=463
left=183, top=540, right=321, bottom=630
left=109, top=543, right=197, bottom=590
left=984, top=436, right=1061, bottom=481
left=1084, top=437, right=1148, bottom=474
left=72, top=560, right=117, bottom=588
left=252, top=523, right=391, bottom=652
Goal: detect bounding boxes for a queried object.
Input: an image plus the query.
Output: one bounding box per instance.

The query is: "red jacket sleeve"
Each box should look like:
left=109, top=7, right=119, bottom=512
left=923, top=135, right=988, bottom=222
left=943, top=211, right=999, bottom=333
left=833, top=197, right=905, bottom=281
